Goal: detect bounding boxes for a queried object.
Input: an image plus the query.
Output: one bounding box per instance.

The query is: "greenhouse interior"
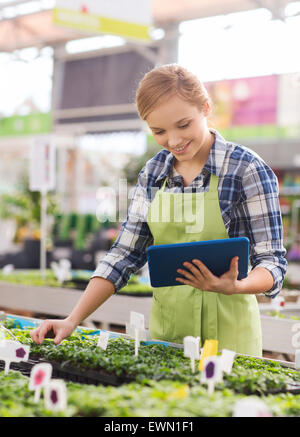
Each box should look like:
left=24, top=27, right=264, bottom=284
left=0, top=0, right=300, bottom=422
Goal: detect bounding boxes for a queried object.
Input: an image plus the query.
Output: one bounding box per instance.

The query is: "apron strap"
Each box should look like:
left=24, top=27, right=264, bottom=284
left=208, top=173, right=218, bottom=193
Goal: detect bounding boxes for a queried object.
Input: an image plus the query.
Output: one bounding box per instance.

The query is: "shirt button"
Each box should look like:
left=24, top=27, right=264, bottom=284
left=202, top=170, right=208, bottom=176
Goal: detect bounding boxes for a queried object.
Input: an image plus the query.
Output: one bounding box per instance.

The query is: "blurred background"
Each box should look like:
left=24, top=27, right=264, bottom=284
left=0, top=0, right=300, bottom=338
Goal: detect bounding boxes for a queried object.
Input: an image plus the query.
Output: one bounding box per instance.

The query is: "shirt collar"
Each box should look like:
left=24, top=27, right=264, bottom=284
left=155, top=128, right=228, bottom=184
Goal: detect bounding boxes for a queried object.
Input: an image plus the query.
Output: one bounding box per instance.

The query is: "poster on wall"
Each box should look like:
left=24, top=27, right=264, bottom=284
left=277, top=73, right=300, bottom=128
left=53, top=0, right=152, bottom=42
left=205, top=75, right=278, bottom=129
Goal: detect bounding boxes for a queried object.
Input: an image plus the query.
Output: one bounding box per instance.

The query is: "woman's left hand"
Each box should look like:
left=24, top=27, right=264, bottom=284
left=176, top=256, right=240, bottom=295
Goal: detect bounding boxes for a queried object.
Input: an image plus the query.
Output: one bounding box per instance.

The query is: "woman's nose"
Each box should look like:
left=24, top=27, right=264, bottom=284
left=167, top=134, right=183, bottom=148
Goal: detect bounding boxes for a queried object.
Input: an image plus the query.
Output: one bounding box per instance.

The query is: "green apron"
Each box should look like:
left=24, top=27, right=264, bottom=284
left=147, top=172, right=262, bottom=356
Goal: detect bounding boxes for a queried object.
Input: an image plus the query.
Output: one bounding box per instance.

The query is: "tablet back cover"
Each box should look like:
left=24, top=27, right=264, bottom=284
left=146, top=237, right=249, bottom=288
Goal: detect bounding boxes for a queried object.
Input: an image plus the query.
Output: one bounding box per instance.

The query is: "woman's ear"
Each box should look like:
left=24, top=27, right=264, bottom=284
left=203, top=101, right=211, bottom=117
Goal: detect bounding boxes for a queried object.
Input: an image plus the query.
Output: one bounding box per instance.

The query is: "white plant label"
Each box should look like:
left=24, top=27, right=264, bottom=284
left=0, top=340, right=30, bottom=374
left=201, top=356, right=223, bottom=396
left=130, top=311, right=145, bottom=330
left=44, top=379, right=67, bottom=412
left=184, top=336, right=200, bottom=373
left=50, top=259, right=72, bottom=284
left=97, top=331, right=109, bottom=350
left=125, top=323, right=150, bottom=341
left=220, top=349, right=236, bottom=374
left=233, top=398, right=273, bottom=417
left=29, top=363, right=53, bottom=403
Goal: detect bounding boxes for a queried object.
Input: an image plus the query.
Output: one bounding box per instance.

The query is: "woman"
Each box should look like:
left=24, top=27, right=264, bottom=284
left=31, top=65, right=287, bottom=356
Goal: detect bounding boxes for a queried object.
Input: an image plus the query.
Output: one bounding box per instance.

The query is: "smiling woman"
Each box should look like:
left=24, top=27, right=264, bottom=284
left=30, top=64, right=287, bottom=358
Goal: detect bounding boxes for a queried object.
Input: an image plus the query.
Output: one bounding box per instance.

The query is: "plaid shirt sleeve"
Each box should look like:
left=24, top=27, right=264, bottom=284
left=231, top=156, right=287, bottom=298
left=91, top=165, right=154, bottom=292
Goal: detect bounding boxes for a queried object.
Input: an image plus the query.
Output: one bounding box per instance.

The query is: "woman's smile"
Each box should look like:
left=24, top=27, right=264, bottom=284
left=171, top=140, right=192, bottom=154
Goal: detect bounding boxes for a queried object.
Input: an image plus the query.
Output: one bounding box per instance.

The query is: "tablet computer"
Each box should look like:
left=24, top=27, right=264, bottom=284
left=146, top=237, right=249, bottom=288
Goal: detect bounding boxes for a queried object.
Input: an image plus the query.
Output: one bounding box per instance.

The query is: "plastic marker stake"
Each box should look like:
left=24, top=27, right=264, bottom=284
left=220, top=349, right=236, bottom=374
left=129, top=311, right=145, bottom=357
left=233, top=398, right=273, bottom=417
left=0, top=340, right=30, bottom=374
left=201, top=356, right=223, bottom=396
left=184, top=336, right=200, bottom=373
left=198, top=339, right=219, bottom=371
left=29, top=363, right=53, bottom=403
left=97, top=331, right=109, bottom=351
left=295, top=350, right=300, bottom=370
left=125, top=323, right=150, bottom=341
left=44, top=379, right=67, bottom=412
left=130, top=311, right=145, bottom=330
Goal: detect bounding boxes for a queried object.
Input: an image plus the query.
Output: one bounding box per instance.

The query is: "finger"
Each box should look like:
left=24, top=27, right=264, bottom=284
left=176, top=277, right=195, bottom=287
left=177, top=267, right=196, bottom=282
left=192, top=259, right=214, bottom=278
left=182, top=262, right=204, bottom=280
left=37, top=320, right=52, bottom=344
left=53, top=332, right=64, bottom=345
left=229, top=256, right=239, bottom=278
left=30, top=328, right=38, bottom=343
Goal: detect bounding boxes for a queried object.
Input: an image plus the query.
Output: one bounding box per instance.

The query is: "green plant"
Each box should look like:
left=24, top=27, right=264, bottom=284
left=2, top=323, right=299, bottom=395
left=0, top=173, right=60, bottom=243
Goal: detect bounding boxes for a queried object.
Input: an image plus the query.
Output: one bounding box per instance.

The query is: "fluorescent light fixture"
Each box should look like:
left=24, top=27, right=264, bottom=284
left=285, top=1, right=300, bottom=17
left=17, top=1, right=42, bottom=15
left=65, top=35, right=125, bottom=54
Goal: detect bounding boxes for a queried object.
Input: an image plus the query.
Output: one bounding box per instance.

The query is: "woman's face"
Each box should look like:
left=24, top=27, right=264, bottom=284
left=146, top=94, right=212, bottom=164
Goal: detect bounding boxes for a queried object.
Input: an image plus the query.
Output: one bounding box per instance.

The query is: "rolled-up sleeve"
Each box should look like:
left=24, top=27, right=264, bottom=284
left=233, top=158, right=287, bottom=298
left=91, top=166, right=154, bottom=292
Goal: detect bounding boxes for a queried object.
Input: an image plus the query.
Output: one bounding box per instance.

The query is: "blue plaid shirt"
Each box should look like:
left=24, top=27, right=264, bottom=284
left=92, top=129, right=287, bottom=298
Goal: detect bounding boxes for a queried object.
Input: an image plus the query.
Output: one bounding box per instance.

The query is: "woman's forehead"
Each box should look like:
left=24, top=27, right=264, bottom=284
left=146, top=95, right=199, bottom=127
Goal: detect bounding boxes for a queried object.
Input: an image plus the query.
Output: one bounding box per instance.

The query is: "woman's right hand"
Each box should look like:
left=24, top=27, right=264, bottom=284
left=30, top=318, right=77, bottom=345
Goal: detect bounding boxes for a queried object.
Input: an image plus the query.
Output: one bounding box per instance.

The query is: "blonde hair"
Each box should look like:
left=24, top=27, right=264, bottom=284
left=136, top=64, right=211, bottom=120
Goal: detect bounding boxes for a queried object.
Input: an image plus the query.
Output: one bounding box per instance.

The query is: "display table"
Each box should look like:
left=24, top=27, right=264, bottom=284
left=0, top=281, right=299, bottom=357
left=0, top=281, right=152, bottom=330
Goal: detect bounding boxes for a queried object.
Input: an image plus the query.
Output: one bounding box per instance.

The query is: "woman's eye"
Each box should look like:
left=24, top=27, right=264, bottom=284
left=178, top=123, right=190, bottom=129
left=154, top=131, right=164, bottom=135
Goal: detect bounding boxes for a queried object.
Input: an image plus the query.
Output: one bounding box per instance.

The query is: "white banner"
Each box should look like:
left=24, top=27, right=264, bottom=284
left=54, top=0, right=152, bottom=42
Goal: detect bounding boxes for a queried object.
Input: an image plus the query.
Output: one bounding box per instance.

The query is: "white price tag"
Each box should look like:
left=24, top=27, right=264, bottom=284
left=44, top=379, right=67, bottom=412
left=29, top=363, right=53, bottom=402
left=233, top=398, right=273, bottom=417
left=0, top=340, right=30, bottom=374
left=201, top=356, right=223, bottom=396
left=184, top=336, right=200, bottom=373
left=220, top=349, right=236, bottom=374
left=97, top=331, right=109, bottom=350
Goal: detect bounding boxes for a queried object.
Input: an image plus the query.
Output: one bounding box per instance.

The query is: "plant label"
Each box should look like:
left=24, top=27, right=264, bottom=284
left=295, top=349, right=300, bottom=370
left=44, top=379, right=67, bottom=412
left=134, top=328, right=139, bottom=357
left=198, top=339, right=219, bottom=371
left=130, top=311, right=145, bottom=330
left=50, top=259, right=72, bottom=284
left=0, top=340, right=30, bottom=374
left=29, top=363, right=53, bottom=402
left=233, top=398, right=273, bottom=417
left=97, top=331, right=109, bottom=350
left=184, top=336, right=200, bottom=373
left=220, top=349, right=236, bottom=374
left=201, top=356, right=223, bottom=396
left=125, top=323, right=150, bottom=341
